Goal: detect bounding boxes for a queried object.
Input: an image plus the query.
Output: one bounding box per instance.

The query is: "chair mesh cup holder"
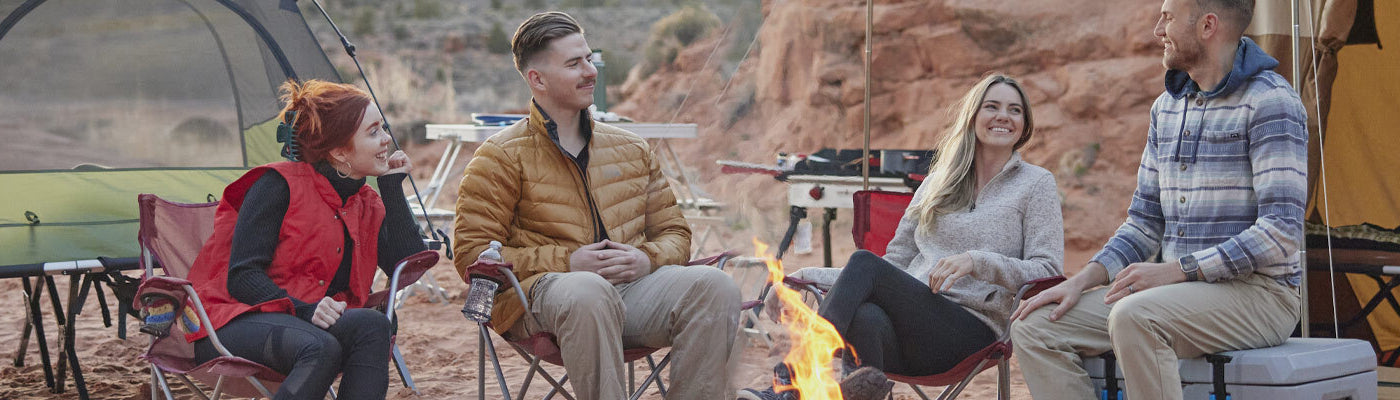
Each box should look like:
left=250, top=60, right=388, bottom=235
left=137, top=292, right=181, bottom=338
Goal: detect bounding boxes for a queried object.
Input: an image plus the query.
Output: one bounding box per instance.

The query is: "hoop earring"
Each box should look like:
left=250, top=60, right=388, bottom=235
left=334, top=160, right=351, bottom=179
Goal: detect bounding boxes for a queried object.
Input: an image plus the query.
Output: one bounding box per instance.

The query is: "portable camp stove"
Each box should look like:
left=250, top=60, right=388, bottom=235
left=719, top=149, right=932, bottom=267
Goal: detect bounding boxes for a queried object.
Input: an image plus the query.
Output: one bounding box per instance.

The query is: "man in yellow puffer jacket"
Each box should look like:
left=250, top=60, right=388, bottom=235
left=452, top=11, right=741, bottom=400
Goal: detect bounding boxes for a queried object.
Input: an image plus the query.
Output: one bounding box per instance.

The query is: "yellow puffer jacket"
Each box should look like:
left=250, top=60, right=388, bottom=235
left=453, top=102, right=691, bottom=334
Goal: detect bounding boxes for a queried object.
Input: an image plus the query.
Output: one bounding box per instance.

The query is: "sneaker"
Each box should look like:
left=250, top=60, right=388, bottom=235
left=839, top=366, right=894, bottom=400
left=737, top=363, right=799, bottom=400
left=736, top=387, right=796, bottom=400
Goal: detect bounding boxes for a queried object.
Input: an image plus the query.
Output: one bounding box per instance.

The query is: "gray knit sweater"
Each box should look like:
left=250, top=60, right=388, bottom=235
left=801, top=152, right=1064, bottom=337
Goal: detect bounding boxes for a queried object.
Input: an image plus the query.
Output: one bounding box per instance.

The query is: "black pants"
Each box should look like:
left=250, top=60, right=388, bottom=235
left=194, top=309, right=392, bottom=400
left=817, top=250, right=996, bottom=376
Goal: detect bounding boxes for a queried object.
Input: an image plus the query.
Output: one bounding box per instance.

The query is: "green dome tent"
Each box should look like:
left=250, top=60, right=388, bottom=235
left=0, top=0, right=342, bottom=269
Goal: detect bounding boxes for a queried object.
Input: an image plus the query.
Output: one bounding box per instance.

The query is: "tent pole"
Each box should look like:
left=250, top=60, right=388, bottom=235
left=861, top=0, right=873, bottom=189
left=307, top=0, right=452, bottom=259
left=1290, top=0, right=1308, bottom=338
left=1290, top=0, right=1301, bottom=90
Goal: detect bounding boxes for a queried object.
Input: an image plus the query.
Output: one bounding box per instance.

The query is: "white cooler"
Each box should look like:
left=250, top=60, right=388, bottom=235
left=1084, top=338, right=1376, bottom=399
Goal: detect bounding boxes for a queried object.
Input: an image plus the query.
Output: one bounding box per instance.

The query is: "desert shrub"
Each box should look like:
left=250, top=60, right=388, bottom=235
left=393, top=23, right=412, bottom=41
left=411, top=0, right=444, bottom=19
left=602, top=51, right=633, bottom=87
left=486, top=22, right=511, bottom=54
left=639, top=5, right=720, bottom=77
left=562, top=0, right=608, bottom=7
left=725, top=0, right=762, bottom=64
left=353, top=8, right=375, bottom=36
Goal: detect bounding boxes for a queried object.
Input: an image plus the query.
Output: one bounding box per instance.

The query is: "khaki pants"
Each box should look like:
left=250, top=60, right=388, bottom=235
left=1010, top=273, right=1300, bottom=400
left=508, top=265, right=741, bottom=400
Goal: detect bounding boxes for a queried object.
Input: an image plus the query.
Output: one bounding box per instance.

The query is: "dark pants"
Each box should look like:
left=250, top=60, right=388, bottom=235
left=194, top=309, right=392, bottom=400
left=818, top=250, right=996, bottom=376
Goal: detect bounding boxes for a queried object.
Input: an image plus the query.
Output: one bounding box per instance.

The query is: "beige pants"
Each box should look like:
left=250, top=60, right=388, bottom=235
left=1010, top=273, right=1300, bottom=400
left=508, top=265, right=742, bottom=400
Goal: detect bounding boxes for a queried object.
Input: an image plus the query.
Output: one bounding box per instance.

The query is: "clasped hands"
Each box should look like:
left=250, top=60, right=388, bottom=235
left=569, top=239, right=652, bottom=284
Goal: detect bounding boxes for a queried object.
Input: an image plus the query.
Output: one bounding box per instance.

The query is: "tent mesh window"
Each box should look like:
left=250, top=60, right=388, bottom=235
left=0, top=0, right=341, bottom=171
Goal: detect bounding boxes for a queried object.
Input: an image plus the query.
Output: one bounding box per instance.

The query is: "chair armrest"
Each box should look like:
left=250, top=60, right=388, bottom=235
left=389, top=250, right=441, bottom=292
left=1018, top=276, right=1067, bottom=300
left=687, top=251, right=739, bottom=267
left=378, top=250, right=442, bottom=323
left=367, top=250, right=440, bottom=310
left=780, top=276, right=826, bottom=302
left=782, top=275, right=816, bottom=287
left=133, top=276, right=193, bottom=308
left=741, top=299, right=763, bottom=311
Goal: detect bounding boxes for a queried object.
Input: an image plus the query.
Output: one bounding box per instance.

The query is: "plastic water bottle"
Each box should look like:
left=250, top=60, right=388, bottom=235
left=794, top=220, right=813, bottom=255
left=462, top=241, right=503, bottom=323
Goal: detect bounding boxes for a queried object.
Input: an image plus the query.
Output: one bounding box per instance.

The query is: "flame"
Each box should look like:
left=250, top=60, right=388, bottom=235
left=754, top=238, right=846, bottom=400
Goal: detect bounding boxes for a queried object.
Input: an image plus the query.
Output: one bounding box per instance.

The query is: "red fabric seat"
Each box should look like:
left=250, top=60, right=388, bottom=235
left=135, top=193, right=437, bottom=399
left=833, top=190, right=1066, bottom=399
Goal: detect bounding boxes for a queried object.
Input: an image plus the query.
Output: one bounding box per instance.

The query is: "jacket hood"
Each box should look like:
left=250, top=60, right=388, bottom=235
left=1165, top=36, right=1278, bottom=99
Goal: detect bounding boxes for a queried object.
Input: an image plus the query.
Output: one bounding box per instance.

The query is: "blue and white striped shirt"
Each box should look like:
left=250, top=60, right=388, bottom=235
left=1091, top=38, right=1308, bottom=287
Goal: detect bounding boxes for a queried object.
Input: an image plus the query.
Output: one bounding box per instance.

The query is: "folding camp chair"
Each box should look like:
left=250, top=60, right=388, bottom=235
left=467, top=252, right=736, bottom=400
left=766, top=189, right=1065, bottom=400
left=134, top=193, right=438, bottom=399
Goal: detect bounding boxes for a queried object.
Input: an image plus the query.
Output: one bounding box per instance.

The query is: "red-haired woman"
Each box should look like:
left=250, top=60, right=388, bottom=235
left=184, top=80, right=425, bottom=400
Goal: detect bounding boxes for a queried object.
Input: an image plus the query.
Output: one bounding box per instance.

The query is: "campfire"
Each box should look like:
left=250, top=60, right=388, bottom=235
left=754, top=239, right=849, bottom=400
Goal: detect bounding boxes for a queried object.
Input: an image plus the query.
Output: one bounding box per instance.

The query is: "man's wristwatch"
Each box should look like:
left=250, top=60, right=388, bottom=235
left=1180, top=255, right=1201, bottom=282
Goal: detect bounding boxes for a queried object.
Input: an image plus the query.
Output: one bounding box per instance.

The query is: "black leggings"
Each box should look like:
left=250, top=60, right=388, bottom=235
left=817, top=250, right=996, bottom=376
left=193, top=308, right=392, bottom=400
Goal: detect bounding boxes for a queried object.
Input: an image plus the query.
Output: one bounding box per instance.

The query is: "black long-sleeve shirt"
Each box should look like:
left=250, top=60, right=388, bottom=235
left=226, top=161, right=426, bottom=321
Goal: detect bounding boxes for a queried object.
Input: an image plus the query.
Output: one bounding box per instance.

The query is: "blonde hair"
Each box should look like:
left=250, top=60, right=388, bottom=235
left=909, top=73, right=1034, bottom=235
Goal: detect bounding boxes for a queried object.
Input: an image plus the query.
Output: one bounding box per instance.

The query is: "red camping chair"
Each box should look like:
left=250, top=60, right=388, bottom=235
left=468, top=251, right=737, bottom=400
left=774, top=189, right=1064, bottom=400
left=134, top=193, right=438, bottom=399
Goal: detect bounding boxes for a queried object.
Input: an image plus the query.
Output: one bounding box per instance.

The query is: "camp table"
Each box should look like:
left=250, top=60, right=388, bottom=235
left=1, top=257, right=140, bottom=399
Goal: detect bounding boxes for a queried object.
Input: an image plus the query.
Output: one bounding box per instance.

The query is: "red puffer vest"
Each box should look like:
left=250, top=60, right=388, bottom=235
left=184, top=161, right=385, bottom=342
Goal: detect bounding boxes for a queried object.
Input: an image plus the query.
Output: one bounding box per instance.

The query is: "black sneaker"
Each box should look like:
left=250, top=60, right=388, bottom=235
left=839, top=366, right=894, bottom=400
left=737, top=363, right=799, bottom=400
left=736, top=387, right=795, bottom=400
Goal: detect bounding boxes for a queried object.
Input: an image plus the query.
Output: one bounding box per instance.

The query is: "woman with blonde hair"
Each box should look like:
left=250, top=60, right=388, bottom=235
left=184, top=79, right=425, bottom=400
left=743, top=73, right=1063, bottom=399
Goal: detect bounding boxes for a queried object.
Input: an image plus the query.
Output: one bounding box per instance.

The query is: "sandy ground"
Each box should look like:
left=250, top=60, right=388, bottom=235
left=0, top=246, right=1041, bottom=399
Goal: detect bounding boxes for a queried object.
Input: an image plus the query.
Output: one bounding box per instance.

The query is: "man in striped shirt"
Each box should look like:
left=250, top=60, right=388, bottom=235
left=1009, top=0, right=1307, bottom=399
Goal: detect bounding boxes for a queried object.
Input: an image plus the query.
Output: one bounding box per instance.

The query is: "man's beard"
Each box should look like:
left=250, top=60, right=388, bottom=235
left=1164, top=37, right=1204, bottom=72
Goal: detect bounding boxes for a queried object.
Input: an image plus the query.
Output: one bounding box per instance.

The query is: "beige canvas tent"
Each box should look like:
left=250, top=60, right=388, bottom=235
left=1248, top=0, right=1400, bottom=364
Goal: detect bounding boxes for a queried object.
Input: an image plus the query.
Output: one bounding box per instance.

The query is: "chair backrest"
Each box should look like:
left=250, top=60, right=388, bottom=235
left=137, top=193, right=219, bottom=279
left=852, top=190, right=915, bottom=256
left=136, top=193, right=285, bottom=397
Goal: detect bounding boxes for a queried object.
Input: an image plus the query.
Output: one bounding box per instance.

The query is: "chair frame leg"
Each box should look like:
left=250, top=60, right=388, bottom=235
left=516, top=356, right=542, bottom=400
left=910, top=383, right=931, bottom=400
left=391, top=343, right=418, bottom=394
left=507, top=343, right=574, bottom=400
left=544, top=374, right=572, bottom=400
left=628, top=354, right=671, bottom=400
left=997, top=358, right=1010, bottom=400
left=210, top=375, right=225, bottom=400
left=645, top=355, right=668, bottom=396
left=478, top=328, right=486, bottom=400
left=478, top=323, right=514, bottom=399
left=935, top=358, right=993, bottom=400
left=151, top=366, right=175, bottom=400
left=173, top=374, right=210, bottom=400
